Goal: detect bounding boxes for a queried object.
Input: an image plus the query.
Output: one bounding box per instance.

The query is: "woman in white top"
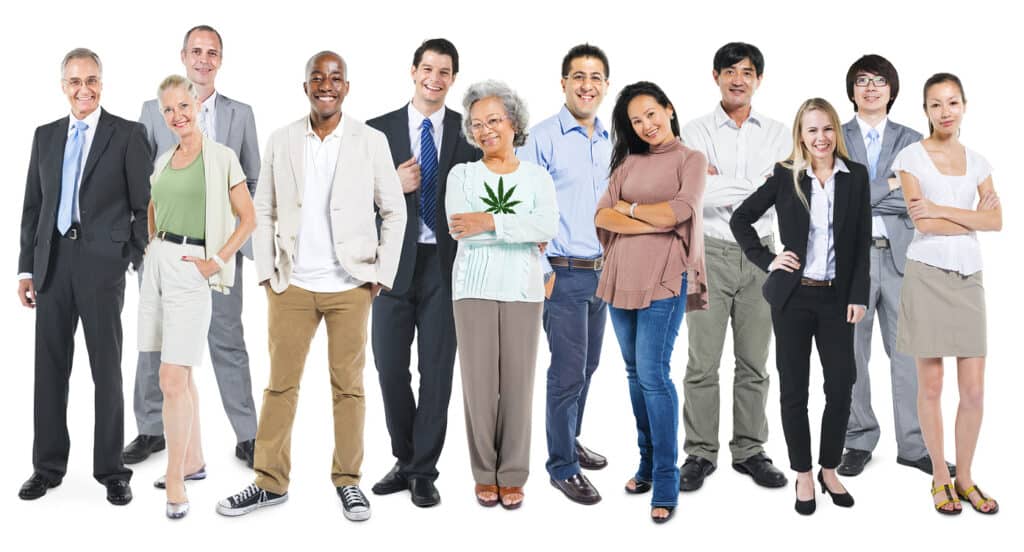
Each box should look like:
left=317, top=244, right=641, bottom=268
left=892, top=73, right=1001, bottom=516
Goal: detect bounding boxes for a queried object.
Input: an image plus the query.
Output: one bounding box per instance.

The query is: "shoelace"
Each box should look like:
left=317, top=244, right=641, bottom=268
left=340, top=486, right=367, bottom=507
left=231, top=484, right=261, bottom=505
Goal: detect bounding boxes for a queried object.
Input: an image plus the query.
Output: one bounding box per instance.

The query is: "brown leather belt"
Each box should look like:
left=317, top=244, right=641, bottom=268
left=548, top=256, right=603, bottom=270
left=871, top=237, right=890, bottom=249
left=800, top=278, right=833, bottom=287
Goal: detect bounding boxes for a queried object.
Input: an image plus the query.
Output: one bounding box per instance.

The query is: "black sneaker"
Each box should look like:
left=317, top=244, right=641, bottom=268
left=216, top=483, right=287, bottom=517
left=336, top=485, right=371, bottom=521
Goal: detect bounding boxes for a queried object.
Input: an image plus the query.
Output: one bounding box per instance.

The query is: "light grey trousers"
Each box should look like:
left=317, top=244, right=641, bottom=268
left=132, top=252, right=258, bottom=442
left=453, top=299, right=542, bottom=487
left=846, top=245, right=926, bottom=460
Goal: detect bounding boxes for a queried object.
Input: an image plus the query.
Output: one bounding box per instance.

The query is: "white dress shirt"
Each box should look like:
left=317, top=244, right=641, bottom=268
left=200, top=91, right=217, bottom=141
left=680, top=103, right=792, bottom=241
left=290, top=117, right=363, bottom=293
left=803, top=158, right=849, bottom=281
left=856, top=115, right=888, bottom=238
left=407, top=102, right=444, bottom=244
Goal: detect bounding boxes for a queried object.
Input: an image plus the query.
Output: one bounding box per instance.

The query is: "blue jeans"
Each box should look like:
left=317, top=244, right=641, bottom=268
left=609, top=274, right=687, bottom=507
left=543, top=266, right=607, bottom=480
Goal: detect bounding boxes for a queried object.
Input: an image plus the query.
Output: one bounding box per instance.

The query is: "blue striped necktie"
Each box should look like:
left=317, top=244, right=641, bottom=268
left=419, top=118, right=438, bottom=232
left=57, top=120, right=89, bottom=234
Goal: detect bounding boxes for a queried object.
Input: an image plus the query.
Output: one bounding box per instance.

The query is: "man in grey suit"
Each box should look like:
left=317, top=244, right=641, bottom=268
left=123, top=24, right=260, bottom=467
left=838, top=54, right=954, bottom=477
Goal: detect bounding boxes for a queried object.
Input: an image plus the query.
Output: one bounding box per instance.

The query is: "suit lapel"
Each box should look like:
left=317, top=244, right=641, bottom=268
left=833, top=166, right=852, bottom=235
left=438, top=109, right=459, bottom=178
left=80, top=109, right=113, bottom=191
left=843, top=119, right=867, bottom=165
left=331, top=115, right=359, bottom=206
left=391, top=106, right=412, bottom=161
left=215, top=94, right=232, bottom=143
left=797, top=172, right=812, bottom=249
left=49, top=117, right=70, bottom=196
left=876, top=120, right=903, bottom=177
left=288, top=119, right=307, bottom=200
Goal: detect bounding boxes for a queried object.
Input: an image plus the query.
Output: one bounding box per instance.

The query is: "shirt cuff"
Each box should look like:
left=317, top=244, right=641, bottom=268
left=17, top=273, right=32, bottom=281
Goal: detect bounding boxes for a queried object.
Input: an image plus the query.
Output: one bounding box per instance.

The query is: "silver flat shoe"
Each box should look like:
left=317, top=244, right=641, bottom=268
left=166, top=501, right=190, bottom=519
left=154, top=466, right=207, bottom=489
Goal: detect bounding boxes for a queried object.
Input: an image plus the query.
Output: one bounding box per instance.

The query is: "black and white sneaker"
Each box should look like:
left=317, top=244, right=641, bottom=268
left=337, top=485, right=371, bottom=521
left=216, top=483, right=287, bottom=517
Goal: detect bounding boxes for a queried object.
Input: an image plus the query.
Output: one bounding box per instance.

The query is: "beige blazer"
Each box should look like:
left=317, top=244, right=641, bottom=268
left=253, top=115, right=406, bottom=293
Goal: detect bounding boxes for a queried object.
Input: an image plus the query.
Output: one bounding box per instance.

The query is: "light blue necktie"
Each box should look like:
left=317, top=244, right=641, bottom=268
left=866, top=128, right=881, bottom=180
left=419, top=118, right=438, bottom=232
left=57, top=120, right=88, bottom=234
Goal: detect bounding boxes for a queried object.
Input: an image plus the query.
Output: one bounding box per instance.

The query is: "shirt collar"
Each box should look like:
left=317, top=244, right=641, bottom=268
left=557, top=104, right=609, bottom=139
left=855, top=115, right=887, bottom=140
left=306, top=115, right=345, bottom=140
left=201, top=91, right=218, bottom=113
left=69, top=107, right=101, bottom=135
left=804, top=157, right=849, bottom=181
left=408, top=102, right=445, bottom=131
left=713, top=102, right=763, bottom=129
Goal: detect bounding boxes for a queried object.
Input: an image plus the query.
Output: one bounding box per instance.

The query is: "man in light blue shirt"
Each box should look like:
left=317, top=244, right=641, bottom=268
left=517, top=43, right=611, bottom=505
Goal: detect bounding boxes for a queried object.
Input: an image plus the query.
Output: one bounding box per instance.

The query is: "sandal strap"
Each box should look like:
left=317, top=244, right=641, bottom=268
left=931, top=483, right=960, bottom=509
left=957, top=483, right=994, bottom=508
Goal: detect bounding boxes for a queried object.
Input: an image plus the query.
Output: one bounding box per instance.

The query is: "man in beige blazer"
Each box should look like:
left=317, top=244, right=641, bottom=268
left=217, top=51, right=405, bottom=522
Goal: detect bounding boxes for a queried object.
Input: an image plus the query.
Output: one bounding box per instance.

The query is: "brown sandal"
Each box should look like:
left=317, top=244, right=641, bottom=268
left=498, top=486, right=524, bottom=510
left=475, top=484, right=499, bottom=507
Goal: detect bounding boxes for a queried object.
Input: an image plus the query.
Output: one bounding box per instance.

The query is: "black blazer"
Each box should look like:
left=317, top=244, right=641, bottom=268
left=730, top=160, right=871, bottom=310
left=366, top=105, right=481, bottom=296
left=19, top=109, right=152, bottom=291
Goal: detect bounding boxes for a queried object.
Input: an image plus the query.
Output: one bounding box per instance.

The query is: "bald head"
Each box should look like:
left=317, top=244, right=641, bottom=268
left=306, top=50, right=347, bottom=80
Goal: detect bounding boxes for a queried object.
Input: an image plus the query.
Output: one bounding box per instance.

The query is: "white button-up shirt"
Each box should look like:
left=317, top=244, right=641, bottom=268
left=803, top=158, right=849, bottom=281
left=856, top=115, right=888, bottom=238
left=200, top=91, right=217, bottom=141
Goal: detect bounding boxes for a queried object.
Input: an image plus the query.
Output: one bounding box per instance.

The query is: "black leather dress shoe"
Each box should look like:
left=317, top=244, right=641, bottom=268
left=105, top=479, right=133, bottom=506
left=18, top=473, right=61, bottom=500
left=837, top=449, right=872, bottom=477
left=371, top=463, right=407, bottom=495
left=733, top=452, right=788, bottom=488
left=409, top=477, right=441, bottom=507
left=235, top=439, right=255, bottom=468
left=575, top=440, right=608, bottom=470
left=896, top=455, right=957, bottom=477
left=551, top=473, right=601, bottom=505
left=122, top=434, right=166, bottom=465
left=679, top=455, right=716, bottom=491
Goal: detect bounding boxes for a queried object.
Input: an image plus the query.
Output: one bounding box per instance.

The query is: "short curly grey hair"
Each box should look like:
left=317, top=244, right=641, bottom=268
left=461, top=80, right=529, bottom=148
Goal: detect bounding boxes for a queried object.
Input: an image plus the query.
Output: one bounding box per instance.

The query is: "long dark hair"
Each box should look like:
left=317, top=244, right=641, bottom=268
left=923, top=72, right=966, bottom=135
left=610, top=81, right=680, bottom=174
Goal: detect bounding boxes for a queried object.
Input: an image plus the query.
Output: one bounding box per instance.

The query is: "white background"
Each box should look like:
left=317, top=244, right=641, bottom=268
left=1, top=0, right=1018, bottom=549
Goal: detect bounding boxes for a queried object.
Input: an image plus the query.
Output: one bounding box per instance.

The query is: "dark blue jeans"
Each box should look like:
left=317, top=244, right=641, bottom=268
left=544, top=266, right=607, bottom=480
left=609, top=274, right=687, bottom=507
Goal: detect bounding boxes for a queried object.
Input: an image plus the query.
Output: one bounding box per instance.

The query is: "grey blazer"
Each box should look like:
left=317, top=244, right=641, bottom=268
left=842, top=118, right=922, bottom=275
left=138, top=93, right=260, bottom=258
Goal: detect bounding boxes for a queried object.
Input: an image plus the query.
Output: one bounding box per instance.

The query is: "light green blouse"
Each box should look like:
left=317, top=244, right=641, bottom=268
left=153, top=152, right=206, bottom=239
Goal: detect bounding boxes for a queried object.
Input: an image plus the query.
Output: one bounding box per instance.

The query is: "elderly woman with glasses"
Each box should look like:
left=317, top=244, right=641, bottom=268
left=446, top=80, right=559, bottom=510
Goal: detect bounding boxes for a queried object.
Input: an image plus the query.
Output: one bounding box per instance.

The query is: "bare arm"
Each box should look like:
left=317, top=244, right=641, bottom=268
left=898, top=171, right=970, bottom=236
left=595, top=207, right=672, bottom=235
left=147, top=200, right=156, bottom=239
left=627, top=201, right=691, bottom=228
left=935, top=176, right=1002, bottom=231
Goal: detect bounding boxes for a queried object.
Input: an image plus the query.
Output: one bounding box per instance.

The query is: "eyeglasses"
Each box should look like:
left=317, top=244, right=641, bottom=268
left=469, top=115, right=509, bottom=133
left=565, top=73, right=606, bottom=85
left=63, top=76, right=101, bottom=88
left=854, top=75, right=888, bottom=87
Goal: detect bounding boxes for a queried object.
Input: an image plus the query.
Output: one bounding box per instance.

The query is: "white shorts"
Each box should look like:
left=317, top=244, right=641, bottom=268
left=138, top=239, right=212, bottom=367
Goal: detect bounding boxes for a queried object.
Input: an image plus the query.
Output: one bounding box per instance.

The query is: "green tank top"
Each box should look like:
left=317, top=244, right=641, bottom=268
left=153, top=151, right=206, bottom=239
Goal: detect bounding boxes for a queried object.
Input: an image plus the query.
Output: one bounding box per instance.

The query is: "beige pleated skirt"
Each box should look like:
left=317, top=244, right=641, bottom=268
left=897, top=260, right=986, bottom=358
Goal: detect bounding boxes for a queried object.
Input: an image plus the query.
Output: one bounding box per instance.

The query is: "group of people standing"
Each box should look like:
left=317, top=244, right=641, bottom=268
left=16, top=27, right=1001, bottom=525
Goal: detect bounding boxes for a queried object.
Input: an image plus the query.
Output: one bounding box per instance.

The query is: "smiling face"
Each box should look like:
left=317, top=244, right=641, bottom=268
left=469, top=96, right=515, bottom=155
left=180, top=29, right=222, bottom=89
left=304, top=54, right=349, bottom=120
left=800, top=108, right=836, bottom=164
left=411, top=50, right=454, bottom=108
left=62, top=57, right=102, bottom=119
left=561, top=55, right=608, bottom=122
left=159, top=85, right=199, bottom=139
left=626, top=94, right=675, bottom=146
left=714, top=57, right=761, bottom=112
left=925, top=80, right=965, bottom=137
left=853, top=71, right=891, bottom=116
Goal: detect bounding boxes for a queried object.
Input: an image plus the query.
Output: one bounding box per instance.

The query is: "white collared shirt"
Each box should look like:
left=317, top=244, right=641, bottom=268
left=803, top=158, right=850, bottom=280
left=407, top=102, right=445, bottom=244
left=67, top=107, right=102, bottom=223
left=680, top=103, right=792, bottom=241
left=290, top=117, right=362, bottom=293
left=200, top=91, right=217, bottom=141
left=856, top=115, right=888, bottom=238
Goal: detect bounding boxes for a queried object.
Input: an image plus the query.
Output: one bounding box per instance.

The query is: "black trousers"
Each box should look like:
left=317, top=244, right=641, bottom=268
left=371, top=244, right=456, bottom=480
left=771, top=285, right=856, bottom=472
left=33, top=235, right=132, bottom=484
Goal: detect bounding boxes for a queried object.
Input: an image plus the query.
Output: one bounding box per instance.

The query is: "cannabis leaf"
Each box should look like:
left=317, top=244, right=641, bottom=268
left=480, top=176, right=520, bottom=214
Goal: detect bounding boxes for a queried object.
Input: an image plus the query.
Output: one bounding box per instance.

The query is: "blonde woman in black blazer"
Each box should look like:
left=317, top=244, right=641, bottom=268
left=730, top=98, right=870, bottom=515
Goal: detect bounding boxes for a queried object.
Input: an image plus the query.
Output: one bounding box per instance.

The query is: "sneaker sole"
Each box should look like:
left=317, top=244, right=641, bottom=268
left=216, top=494, right=288, bottom=517
left=343, top=508, right=371, bottom=522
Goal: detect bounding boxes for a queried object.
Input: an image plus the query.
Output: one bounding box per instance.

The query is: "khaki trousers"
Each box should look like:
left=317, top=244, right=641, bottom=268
left=254, top=284, right=371, bottom=494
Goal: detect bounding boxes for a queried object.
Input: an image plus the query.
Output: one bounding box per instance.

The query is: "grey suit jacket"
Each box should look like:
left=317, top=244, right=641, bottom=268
left=139, top=92, right=260, bottom=258
left=842, top=118, right=922, bottom=275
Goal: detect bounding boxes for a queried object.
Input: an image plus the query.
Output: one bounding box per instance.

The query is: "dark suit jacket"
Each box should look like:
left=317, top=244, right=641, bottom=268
left=366, top=105, right=481, bottom=295
left=19, top=109, right=152, bottom=290
left=730, top=160, right=871, bottom=310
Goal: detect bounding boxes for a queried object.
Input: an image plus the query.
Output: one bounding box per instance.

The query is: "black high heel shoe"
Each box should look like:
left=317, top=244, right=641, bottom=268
left=818, top=470, right=854, bottom=507
left=795, top=478, right=816, bottom=515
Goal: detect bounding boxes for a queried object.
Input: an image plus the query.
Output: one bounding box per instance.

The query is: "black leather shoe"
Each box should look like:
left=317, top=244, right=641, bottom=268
left=122, top=434, right=165, bottom=465
left=575, top=440, right=607, bottom=470
left=409, top=477, right=441, bottom=507
left=18, top=473, right=61, bottom=500
left=679, top=455, right=716, bottom=492
left=105, top=479, right=133, bottom=506
left=550, top=473, right=601, bottom=505
left=897, top=455, right=957, bottom=477
left=837, top=449, right=872, bottom=477
left=371, top=463, right=407, bottom=495
left=235, top=439, right=255, bottom=468
left=733, top=452, right=788, bottom=488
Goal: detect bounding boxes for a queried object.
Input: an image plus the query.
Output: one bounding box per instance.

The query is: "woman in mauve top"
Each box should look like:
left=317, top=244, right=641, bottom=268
left=595, top=81, right=707, bottom=524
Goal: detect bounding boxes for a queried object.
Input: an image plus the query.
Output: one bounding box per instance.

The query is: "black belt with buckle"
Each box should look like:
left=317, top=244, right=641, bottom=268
left=800, top=277, right=833, bottom=287
left=157, top=230, right=205, bottom=247
left=871, top=237, right=890, bottom=249
left=548, top=256, right=603, bottom=270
